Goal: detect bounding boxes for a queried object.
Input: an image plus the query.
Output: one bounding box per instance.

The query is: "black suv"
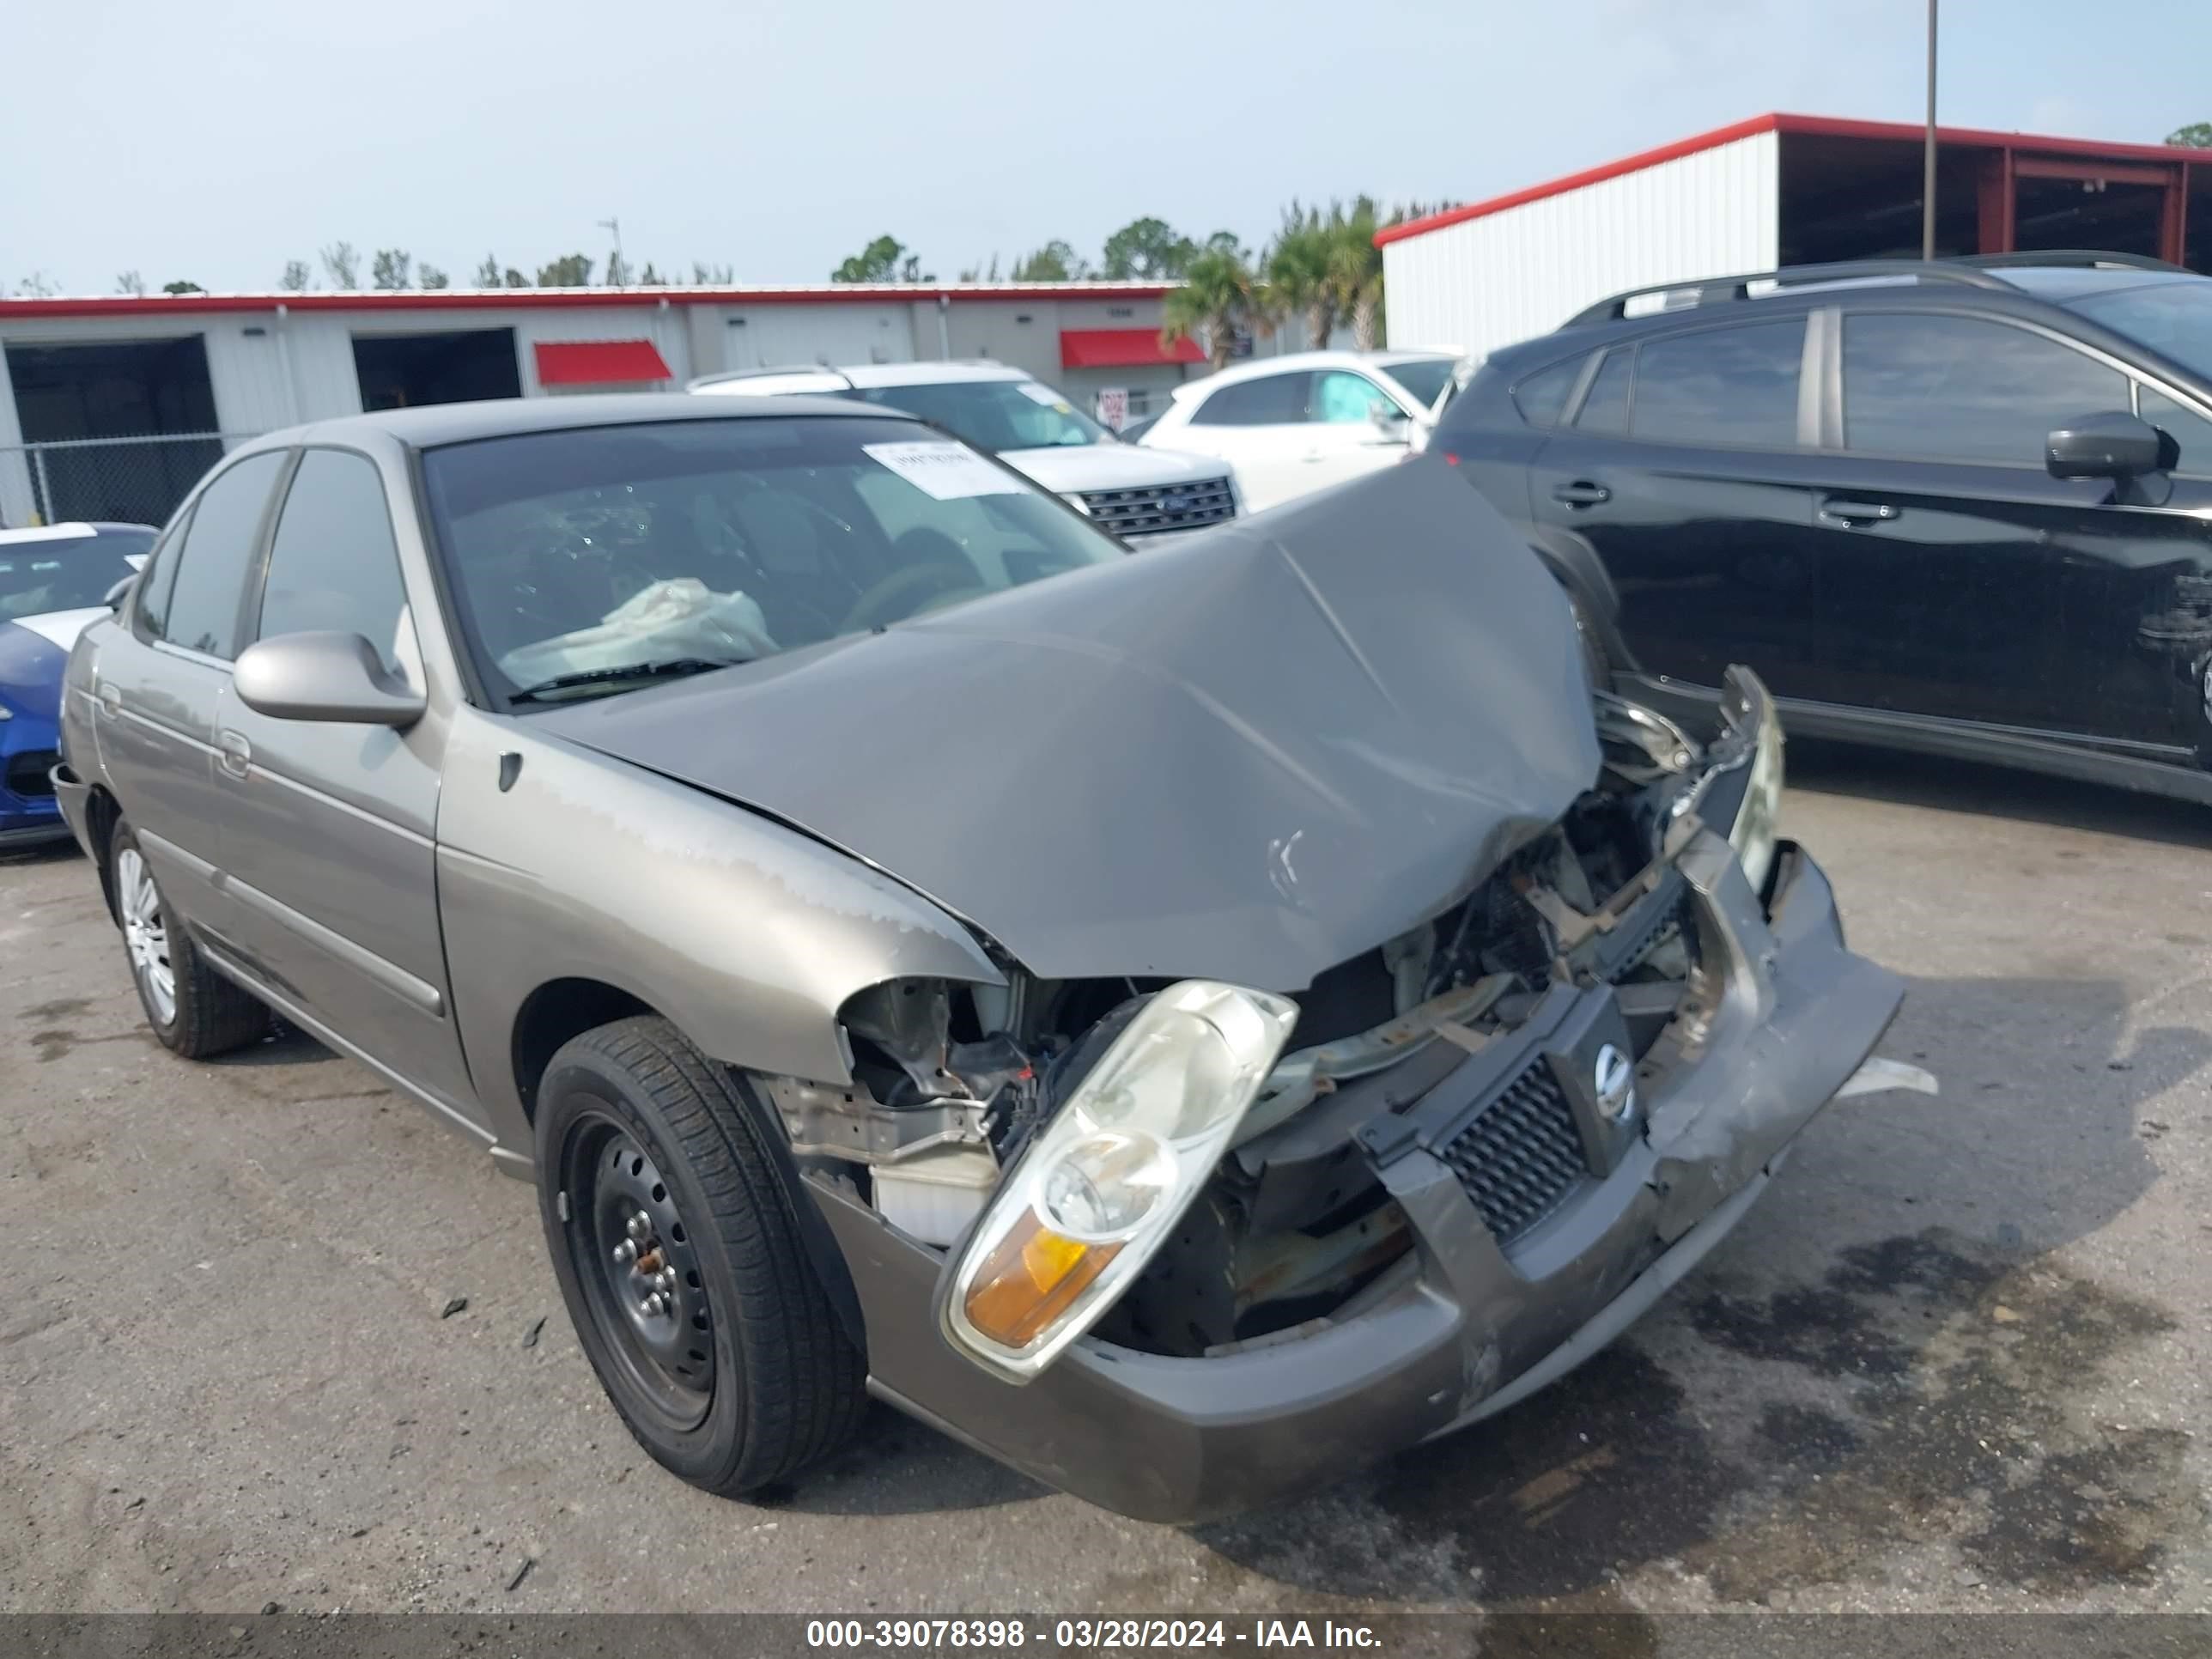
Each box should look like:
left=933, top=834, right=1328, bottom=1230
left=1431, top=251, right=2212, bottom=803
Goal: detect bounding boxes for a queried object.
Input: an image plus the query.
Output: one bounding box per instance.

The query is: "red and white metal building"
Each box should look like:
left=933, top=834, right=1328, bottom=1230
left=1379, top=111, right=2212, bottom=363
left=0, top=283, right=1202, bottom=527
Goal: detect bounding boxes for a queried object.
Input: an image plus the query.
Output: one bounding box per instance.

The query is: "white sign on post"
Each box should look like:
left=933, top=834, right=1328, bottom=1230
left=1095, top=387, right=1130, bottom=430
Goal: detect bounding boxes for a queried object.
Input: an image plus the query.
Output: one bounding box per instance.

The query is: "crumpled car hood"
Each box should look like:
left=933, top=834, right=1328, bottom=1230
left=535, top=461, right=1600, bottom=989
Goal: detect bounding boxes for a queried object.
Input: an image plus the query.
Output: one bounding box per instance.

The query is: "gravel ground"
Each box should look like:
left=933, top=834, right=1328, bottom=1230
left=2, top=742, right=2207, bottom=1632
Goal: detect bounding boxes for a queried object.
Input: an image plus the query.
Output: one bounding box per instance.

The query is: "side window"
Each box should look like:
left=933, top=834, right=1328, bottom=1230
left=134, top=509, right=193, bottom=640
left=1187, top=374, right=1310, bottom=427
left=159, top=452, right=289, bottom=659
left=1843, top=313, right=2128, bottom=465
left=1310, top=370, right=1396, bottom=424
left=1576, top=349, right=1633, bottom=435
left=1632, top=320, right=1803, bottom=446
left=1512, top=358, right=1584, bottom=428
left=257, top=450, right=412, bottom=672
left=2139, top=386, right=2212, bottom=477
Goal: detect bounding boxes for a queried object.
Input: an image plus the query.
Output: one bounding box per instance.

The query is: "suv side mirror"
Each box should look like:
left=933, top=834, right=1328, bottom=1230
left=2047, top=411, right=2178, bottom=480
left=1370, top=404, right=1412, bottom=442
left=234, top=631, right=425, bottom=727
left=103, top=576, right=135, bottom=612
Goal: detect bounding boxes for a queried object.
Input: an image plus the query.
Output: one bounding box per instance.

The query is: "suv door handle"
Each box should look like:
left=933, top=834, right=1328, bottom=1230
left=1820, top=497, right=1899, bottom=526
left=1551, top=481, right=1611, bottom=507
left=217, top=730, right=252, bottom=779
left=96, top=684, right=121, bottom=715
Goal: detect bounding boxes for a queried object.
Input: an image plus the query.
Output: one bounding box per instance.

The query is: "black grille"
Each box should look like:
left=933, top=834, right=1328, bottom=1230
left=1436, top=1058, right=1589, bottom=1243
left=1079, top=476, right=1236, bottom=538
left=4, top=750, right=58, bottom=799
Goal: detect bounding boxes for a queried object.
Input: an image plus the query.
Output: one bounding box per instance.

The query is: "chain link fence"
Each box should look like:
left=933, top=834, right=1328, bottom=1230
left=0, top=433, right=249, bottom=531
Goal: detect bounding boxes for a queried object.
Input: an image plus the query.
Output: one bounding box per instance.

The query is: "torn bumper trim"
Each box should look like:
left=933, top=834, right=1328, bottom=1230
left=814, top=842, right=1901, bottom=1523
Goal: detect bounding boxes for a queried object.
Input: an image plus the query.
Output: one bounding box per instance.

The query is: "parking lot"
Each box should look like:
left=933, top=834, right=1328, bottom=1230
left=1, top=741, right=2207, bottom=1622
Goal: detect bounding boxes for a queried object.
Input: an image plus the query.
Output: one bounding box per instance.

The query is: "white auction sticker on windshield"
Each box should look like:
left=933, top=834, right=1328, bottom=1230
left=1013, top=382, right=1072, bottom=410
left=863, top=441, right=1024, bottom=500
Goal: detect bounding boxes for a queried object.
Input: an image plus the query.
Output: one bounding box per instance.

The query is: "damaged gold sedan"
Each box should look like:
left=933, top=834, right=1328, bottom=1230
left=56, top=396, right=1910, bottom=1521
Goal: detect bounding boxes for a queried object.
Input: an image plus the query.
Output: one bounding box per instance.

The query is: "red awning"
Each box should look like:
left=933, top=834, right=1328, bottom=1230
left=533, top=339, right=673, bottom=386
left=1059, top=327, right=1204, bottom=369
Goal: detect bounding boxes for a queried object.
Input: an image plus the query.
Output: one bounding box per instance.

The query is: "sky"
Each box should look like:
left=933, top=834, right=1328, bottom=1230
left=5, top=0, right=2209, bottom=296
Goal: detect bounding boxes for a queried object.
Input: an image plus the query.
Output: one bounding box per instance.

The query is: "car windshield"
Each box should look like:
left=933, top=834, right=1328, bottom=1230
left=2067, top=282, right=2212, bottom=381
left=1381, top=358, right=1455, bottom=409
left=420, top=415, right=1124, bottom=704
left=0, top=529, right=150, bottom=619
left=850, top=380, right=1112, bottom=452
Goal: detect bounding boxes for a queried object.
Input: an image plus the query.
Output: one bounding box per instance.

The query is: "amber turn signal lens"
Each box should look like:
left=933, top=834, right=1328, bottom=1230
left=961, top=1208, right=1121, bottom=1349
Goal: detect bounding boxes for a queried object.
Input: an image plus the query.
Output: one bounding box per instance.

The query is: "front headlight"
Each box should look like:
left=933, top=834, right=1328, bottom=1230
left=1723, top=671, right=1784, bottom=895
left=945, top=980, right=1297, bottom=1381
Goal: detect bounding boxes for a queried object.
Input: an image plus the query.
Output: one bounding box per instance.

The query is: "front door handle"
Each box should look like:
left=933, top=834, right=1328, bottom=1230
left=217, top=730, right=252, bottom=779
left=96, top=683, right=121, bottom=715
left=1551, top=481, right=1612, bottom=507
left=1821, top=497, right=1899, bottom=526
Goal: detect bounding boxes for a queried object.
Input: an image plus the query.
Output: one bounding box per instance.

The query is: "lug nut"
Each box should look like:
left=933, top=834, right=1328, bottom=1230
left=626, top=1212, right=650, bottom=1240
left=641, top=1292, right=665, bottom=1317
left=612, top=1239, right=636, bottom=1265
left=656, top=1271, right=676, bottom=1294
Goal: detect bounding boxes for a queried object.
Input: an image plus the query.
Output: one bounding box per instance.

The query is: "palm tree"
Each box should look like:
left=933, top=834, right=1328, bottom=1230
left=1325, top=198, right=1387, bottom=351
left=1162, top=241, right=1270, bottom=371
left=1266, top=202, right=1336, bottom=352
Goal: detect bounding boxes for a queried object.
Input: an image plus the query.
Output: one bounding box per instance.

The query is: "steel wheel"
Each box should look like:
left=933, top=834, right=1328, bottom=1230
left=560, top=1109, right=715, bottom=1433
left=116, top=846, right=176, bottom=1026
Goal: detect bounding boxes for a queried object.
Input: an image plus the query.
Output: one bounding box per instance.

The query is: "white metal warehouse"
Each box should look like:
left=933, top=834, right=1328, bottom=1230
left=1380, top=111, right=2212, bottom=365
left=0, top=282, right=1200, bottom=527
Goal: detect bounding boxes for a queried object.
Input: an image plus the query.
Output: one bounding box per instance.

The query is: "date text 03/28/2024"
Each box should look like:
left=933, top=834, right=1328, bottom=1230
left=805, top=1620, right=1382, bottom=1650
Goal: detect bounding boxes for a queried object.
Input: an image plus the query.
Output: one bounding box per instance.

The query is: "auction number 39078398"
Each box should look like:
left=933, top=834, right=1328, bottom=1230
left=805, top=1620, right=1384, bottom=1650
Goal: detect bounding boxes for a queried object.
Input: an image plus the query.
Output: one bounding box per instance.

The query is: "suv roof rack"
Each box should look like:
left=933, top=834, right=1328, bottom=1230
left=1565, top=259, right=2011, bottom=326
left=1954, top=249, right=2192, bottom=273
left=684, top=362, right=859, bottom=391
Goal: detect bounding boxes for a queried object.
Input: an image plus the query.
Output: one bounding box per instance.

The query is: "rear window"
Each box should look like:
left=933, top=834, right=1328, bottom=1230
left=1512, top=359, right=1583, bottom=428
left=0, top=528, right=151, bottom=619
left=1382, top=358, right=1455, bottom=408
left=1631, top=320, right=1803, bottom=447
left=1188, top=374, right=1308, bottom=426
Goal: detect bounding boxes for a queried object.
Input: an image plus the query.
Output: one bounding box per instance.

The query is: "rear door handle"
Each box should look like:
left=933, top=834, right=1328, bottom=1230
left=96, top=684, right=121, bottom=715
left=217, top=730, right=252, bottom=779
left=1550, top=481, right=1612, bottom=507
left=1820, top=497, right=1899, bottom=526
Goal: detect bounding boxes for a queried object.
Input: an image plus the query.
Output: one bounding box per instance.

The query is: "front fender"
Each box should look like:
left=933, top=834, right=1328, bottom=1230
left=434, top=708, right=1004, bottom=1159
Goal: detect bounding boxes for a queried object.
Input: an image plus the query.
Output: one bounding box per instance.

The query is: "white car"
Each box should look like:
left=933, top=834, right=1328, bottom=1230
left=1133, top=349, right=1462, bottom=513
left=690, top=362, right=1240, bottom=541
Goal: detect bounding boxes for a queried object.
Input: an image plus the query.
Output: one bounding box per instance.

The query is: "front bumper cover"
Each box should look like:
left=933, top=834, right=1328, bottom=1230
left=811, top=838, right=1901, bottom=1522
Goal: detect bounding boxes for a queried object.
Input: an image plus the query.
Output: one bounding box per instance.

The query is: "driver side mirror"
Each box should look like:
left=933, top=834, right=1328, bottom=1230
left=234, top=631, right=425, bottom=727
left=2046, top=410, right=2178, bottom=481
left=104, top=576, right=135, bottom=612
left=1370, top=404, right=1412, bottom=442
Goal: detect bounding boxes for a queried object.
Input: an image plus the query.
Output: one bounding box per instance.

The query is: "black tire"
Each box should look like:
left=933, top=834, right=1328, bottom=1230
left=109, top=820, right=270, bottom=1059
left=534, top=1016, right=866, bottom=1497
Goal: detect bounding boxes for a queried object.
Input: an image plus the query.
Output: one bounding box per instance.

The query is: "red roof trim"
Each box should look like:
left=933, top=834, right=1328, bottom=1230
left=533, top=339, right=673, bottom=386
left=0, top=283, right=1176, bottom=322
left=1375, top=112, right=2211, bottom=246
left=1059, top=327, right=1205, bottom=368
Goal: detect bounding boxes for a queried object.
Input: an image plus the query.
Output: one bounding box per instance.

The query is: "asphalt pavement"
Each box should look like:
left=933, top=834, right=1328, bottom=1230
left=2, top=742, right=2207, bottom=1630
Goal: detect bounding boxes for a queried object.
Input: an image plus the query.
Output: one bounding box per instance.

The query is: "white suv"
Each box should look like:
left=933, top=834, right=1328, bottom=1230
left=690, top=362, right=1240, bottom=541
left=1133, top=349, right=1462, bottom=513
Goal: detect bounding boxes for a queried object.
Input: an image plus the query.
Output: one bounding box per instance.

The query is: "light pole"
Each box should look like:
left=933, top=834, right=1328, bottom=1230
left=599, top=216, right=623, bottom=285
left=1922, top=0, right=1939, bottom=258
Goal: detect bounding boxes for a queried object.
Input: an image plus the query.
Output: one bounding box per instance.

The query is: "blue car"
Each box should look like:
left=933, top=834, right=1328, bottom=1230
left=1, top=521, right=156, bottom=848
